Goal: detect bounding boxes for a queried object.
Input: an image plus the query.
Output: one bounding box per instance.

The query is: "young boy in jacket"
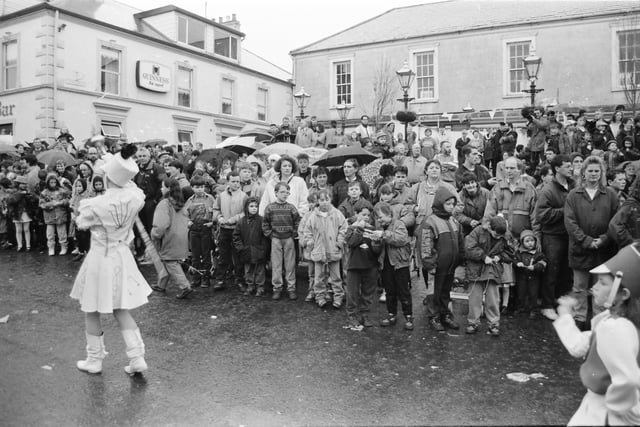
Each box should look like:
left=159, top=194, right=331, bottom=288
left=514, top=229, right=547, bottom=319
left=464, top=216, right=514, bottom=336
left=184, top=175, right=215, bottom=288
left=301, top=189, right=348, bottom=308
left=345, top=204, right=381, bottom=329
left=212, top=171, right=248, bottom=291
left=233, top=197, right=270, bottom=296
left=372, top=202, right=413, bottom=330
left=416, top=186, right=465, bottom=332
left=262, top=182, right=301, bottom=301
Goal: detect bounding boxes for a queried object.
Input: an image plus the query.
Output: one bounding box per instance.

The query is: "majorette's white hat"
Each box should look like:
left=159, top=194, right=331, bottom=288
left=100, top=144, right=139, bottom=187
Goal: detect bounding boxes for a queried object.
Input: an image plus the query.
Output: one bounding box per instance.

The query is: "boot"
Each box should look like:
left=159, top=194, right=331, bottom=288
left=48, top=245, right=55, bottom=256
left=122, top=328, right=148, bottom=375
left=77, top=332, right=107, bottom=374
left=59, top=243, right=68, bottom=256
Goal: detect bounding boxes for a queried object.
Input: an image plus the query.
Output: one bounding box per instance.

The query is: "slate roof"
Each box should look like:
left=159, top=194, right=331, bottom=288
left=291, top=0, right=640, bottom=55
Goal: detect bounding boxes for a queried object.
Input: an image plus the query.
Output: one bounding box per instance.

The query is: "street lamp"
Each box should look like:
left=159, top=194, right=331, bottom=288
left=522, top=51, right=543, bottom=106
left=293, top=86, right=311, bottom=120
left=396, top=61, right=416, bottom=143
left=336, top=103, right=351, bottom=135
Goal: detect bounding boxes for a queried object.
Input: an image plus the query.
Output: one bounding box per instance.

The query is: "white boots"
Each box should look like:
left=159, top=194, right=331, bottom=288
left=77, top=332, right=108, bottom=374
left=122, top=328, right=148, bottom=375
left=77, top=329, right=147, bottom=375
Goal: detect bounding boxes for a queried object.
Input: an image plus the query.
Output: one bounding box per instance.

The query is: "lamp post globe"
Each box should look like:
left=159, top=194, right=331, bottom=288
left=522, top=52, right=543, bottom=106
left=336, top=103, right=351, bottom=136
left=395, top=61, right=415, bottom=143
left=294, top=86, right=311, bottom=120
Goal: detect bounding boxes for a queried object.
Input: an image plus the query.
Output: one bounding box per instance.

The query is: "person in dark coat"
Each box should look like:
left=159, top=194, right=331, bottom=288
left=455, top=172, right=491, bottom=237
left=513, top=230, right=547, bottom=319
left=564, top=156, right=619, bottom=330
left=232, top=197, right=270, bottom=296
left=534, top=154, right=575, bottom=320
left=608, top=174, right=640, bottom=249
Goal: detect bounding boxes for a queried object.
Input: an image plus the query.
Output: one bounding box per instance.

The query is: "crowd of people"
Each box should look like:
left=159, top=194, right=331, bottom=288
left=1, top=107, right=640, bottom=337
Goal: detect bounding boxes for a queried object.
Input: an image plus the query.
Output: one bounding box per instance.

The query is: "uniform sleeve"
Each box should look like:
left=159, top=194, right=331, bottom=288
left=75, top=199, right=100, bottom=230
left=553, top=313, right=592, bottom=358
left=597, top=317, right=640, bottom=416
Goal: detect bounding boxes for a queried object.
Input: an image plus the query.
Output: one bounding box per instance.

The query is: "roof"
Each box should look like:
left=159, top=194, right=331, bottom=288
left=134, top=5, right=245, bottom=38
left=241, top=49, right=292, bottom=82
left=291, top=0, right=640, bottom=55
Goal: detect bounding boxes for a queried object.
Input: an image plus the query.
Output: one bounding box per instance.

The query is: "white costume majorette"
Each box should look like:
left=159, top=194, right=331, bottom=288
left=70, top=144, right=151, bottom=375
left=554, top=243, right=640, bottom=426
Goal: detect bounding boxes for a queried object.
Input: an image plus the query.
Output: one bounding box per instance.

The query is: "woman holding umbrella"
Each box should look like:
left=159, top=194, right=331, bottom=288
left=258, top=155, right=308, bottom=216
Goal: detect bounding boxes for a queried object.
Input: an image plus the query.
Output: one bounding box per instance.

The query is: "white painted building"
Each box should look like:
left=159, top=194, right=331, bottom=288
left=0, top=0, right=293, bottom=148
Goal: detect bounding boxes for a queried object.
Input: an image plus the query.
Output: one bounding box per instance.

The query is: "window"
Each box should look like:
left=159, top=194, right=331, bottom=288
left=214, top=36, right=238, bottom=60
left=3, top=39, right=17, bottom=90
left=334, top=61, right=352, bottom=105
left=506, top=40, right=531, bottom=95
left=414, top=51, right=435, bottom=99
left=178, top=16, right=205, bottom=49
left=100, top=46, right=121, bottom=95
left=177, top=66, right=192, bottom=108
left=257, top=88, right=268, bottom=121
left=618, top=29, right=640, bottom=88
left=221, top=78, right=233, bottom=115
left=101, top=121, right=122, bottom=138
left=177, top=130, right=193, bottom=144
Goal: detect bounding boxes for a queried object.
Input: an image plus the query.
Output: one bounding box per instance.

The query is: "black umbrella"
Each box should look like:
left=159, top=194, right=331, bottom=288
left=196, top=148, right=238, bottom=167
left=312, top=146, right=377, bottom=168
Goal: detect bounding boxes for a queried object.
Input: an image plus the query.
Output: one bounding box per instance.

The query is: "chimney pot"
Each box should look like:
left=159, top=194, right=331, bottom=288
left=232, top=13, right=236, bottom=20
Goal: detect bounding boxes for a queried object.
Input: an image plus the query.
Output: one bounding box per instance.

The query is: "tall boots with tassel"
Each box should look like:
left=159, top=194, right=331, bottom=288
left=77, top=332, right=108, bottom=374
left=121, top=328, right=148, bottom=375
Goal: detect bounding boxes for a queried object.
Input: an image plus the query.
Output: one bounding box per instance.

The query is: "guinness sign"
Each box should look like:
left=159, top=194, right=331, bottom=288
left=136, top=60, right=171, bottom=93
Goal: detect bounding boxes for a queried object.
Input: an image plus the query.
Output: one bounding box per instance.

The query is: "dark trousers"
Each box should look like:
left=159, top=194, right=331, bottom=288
left=541, top=234, right=571, bottom=308
left=346, top=267, right=378, bottom=317
left=424, top=269, right=454, bottom=320
left=189, top=229, right=212, bottom=275
left=382, top=260, right=412, bottom=316
left=76, top=229, right=91, bottom=253
left=516, top=270, right=541, bottom=312
left=215, top=227, right=242, bottom=281
left=530, top=151, right=541, bottom=172
left=135, top=199, right=157, bottom=256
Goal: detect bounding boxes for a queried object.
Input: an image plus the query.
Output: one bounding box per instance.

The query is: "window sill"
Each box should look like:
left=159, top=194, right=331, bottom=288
left=413, top=98, right=439, bottom=104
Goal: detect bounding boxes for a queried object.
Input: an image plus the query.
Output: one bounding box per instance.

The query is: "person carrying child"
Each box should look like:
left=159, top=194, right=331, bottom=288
left=514, top=230, right=547, bottom=319
left=464, top=216, right=514, bottom=336
left=262, top=182, right=301, bottom=300
left=184, top=175, right=215, bottom=288
left=233, top=197, right=270, bottom=296
left=345, top=204, right=381, bottom=329
left=301, top=189, right=348, bottom=308
left=554, top=242, right=640, bottom=425
left=416, top=186, right=465, bottom=331
left=7, top=175, right=39, bottom=252
left=372, top=202, right=414, bottom=330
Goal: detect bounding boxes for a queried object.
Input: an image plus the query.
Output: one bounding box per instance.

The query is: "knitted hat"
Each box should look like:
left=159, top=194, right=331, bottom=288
left=100, top=144, right=138, bottom=187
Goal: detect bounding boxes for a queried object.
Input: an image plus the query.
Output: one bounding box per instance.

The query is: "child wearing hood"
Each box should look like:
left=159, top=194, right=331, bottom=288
left=92, top=175, right=105, bottom=196
left=514, top=230, right=547, bottom=319
left=39, top=173, right=71, bottom=256
left=233, top=197, right=270, bottom=296
left=416, top=186, right=465, bottom=331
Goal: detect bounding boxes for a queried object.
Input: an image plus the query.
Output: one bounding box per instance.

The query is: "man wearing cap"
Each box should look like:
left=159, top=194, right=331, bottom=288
left=70, top=144, right=151, bottom=376
left=554, top=242, right=640, bottom=426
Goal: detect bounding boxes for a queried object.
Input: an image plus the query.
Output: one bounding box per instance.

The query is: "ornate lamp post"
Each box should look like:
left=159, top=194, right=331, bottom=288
left=396, top=61, right=416, bottom=142
left=293, top=86, right=311, bottom=120
left=522, top=52, right=543, bottom=106
left=336, top=103, right=351, bottom=135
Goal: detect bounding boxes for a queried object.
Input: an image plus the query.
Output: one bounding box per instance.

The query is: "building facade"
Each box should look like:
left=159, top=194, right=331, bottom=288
left=290, top=0, right=640, bottom=132
left=0, top=0, right=293, bottom=148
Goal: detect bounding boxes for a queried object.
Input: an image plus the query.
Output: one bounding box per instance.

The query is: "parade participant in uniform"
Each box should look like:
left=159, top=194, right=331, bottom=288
left=70, top=144, right=151, bottom=375
left=554, top=242, right=640, bottom=426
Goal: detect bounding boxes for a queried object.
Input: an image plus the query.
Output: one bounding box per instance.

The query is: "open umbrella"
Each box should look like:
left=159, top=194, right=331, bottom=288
left=256, top=142, right=304, bottom=158
left=0, top=142, right=18, bottom=158
left=196, top=148, right=238, bottom=167
left=37, top=149, right=78, bottom=167
left=312, top=146, right=377, bottom=168
left=302, top=147, right=328, bottom=164
left=240, top=126, right=273, bottom=143
left=217, top=136, right=266, bottom=155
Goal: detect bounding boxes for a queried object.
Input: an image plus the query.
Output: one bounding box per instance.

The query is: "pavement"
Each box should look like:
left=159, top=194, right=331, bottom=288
left=1, top=250, right=584, bottom=426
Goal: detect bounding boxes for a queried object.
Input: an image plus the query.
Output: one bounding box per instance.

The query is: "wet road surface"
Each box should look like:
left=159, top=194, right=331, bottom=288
left=1, top=250, right=583, bottom=425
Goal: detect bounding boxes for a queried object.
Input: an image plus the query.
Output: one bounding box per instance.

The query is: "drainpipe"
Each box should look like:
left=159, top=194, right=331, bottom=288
left=52, top=10, right=58, bottom=142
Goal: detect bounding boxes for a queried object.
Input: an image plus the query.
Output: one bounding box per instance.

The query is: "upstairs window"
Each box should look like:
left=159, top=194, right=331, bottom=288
left=2, top=39, right=17, bottom=90
left=506, top=40, right=531, bottom=95
left=177, top=66, right=192, bottom=108
left=100, top=46, right=121, bottom=95
left=414, top=50, right=436, bottom=99
left=618, top=29, right=640, bottom=88
left=221, top=78, right=234, bottom=115
left=178, top=16, right=205, bottom=49
left=334, top=60, right=352, bottom=105
left=214, top=35, right=238, bottom=60
left=257, top=87, right=268, bottom=121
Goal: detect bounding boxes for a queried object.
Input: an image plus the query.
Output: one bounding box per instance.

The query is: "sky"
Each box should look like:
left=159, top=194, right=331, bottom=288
left=128, top=0, right=430, bottom=71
